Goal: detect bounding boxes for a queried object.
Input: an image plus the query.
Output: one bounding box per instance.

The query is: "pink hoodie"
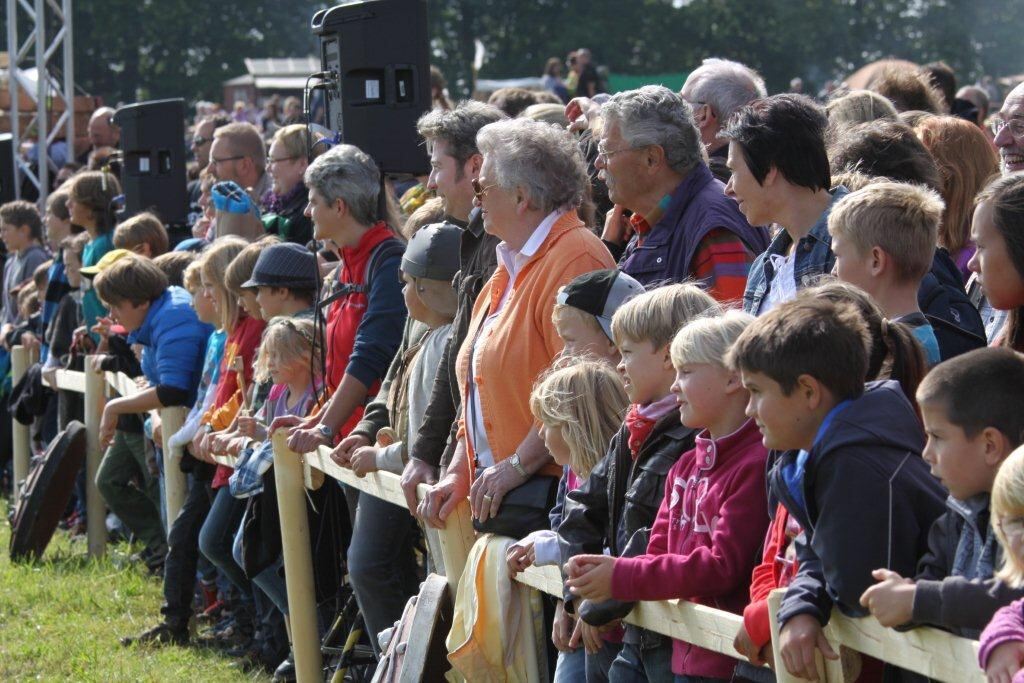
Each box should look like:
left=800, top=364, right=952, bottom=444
left=610, top=418, right=770, bottom=678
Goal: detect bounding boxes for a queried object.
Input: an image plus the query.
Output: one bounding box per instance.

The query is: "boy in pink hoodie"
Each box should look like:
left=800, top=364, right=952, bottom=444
left=566, top=310, right=770, bottom=681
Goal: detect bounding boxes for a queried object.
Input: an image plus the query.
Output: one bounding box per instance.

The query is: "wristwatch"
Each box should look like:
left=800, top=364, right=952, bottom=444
left=509, top=453, right=528, bottom=479
left=316, top=424, right=334, bottom=441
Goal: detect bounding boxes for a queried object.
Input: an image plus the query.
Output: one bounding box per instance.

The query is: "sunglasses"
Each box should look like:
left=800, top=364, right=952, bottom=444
left=471, top=178, right=498, bottom=202
left=191, top=135, right=211, bottom=148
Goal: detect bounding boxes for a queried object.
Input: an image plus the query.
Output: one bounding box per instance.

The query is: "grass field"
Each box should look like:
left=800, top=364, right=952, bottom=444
left=0, top=500, right=270, bottom=682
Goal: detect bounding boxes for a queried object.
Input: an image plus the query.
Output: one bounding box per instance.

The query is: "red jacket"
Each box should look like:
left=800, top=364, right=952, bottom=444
left=743, top=503, right=799, bottom=650
left=610, top=418, right=769, bottom=678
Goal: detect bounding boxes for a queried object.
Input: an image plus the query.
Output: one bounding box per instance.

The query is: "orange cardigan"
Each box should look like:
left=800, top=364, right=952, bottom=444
left=456, top=211, right=615, bottom=478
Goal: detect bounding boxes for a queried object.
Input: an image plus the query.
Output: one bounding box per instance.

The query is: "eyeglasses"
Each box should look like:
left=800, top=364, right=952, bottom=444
left=998, top=515, right=1024, bottom=539
left=268, top=155, right=300, bottom=166
left=191, top=135, right=211, bottom=148
left=596, top=140, right=639, bottom=162
left=471, top=178, right=498, bottom=202
left=990, top=117, right=1024, bottom=139
left=210, top=155, right=244, bottom=166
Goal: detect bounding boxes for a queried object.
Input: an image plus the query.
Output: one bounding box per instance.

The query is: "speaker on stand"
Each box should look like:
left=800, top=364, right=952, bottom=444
left=311, top=0, right=432, bottom=177
left=114, top=98, right=189, bottom=242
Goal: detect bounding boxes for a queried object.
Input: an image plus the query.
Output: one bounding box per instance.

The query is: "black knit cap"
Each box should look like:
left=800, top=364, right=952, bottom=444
left=401, top=222, right=462, bottom=282
left=241, top=242, right=319, bottom=290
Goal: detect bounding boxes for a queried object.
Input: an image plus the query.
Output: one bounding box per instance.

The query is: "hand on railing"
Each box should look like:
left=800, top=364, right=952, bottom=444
left=734, top=624, right=772, bottom=668
left=348, top=446, right=380, bottom=478
left=20, top=331, right=40, bottom=351
left=330, top=434, right=368, bottom=469
left=88, top=353, right=107, bottom=373
left=985, top=641, right=1024, bottom=683
left=271, top=415, right=330, bottom=454
left=778, top=613, right=838, bottom=682
left=564, top=554, right=615, bottom=603
left=42, top=367, right=57, bottom=390
left=418, top=469, right=470, bottom=529
left=469, top=460, right=521, bottom=523
left=235, top=414, right=266, bottom=442
left=858, top=568, right=915, bottom=628
left=400, top=458, right=438, bottom=515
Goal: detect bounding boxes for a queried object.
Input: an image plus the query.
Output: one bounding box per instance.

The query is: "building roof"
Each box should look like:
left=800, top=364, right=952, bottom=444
left=223, top=57, right=320, bottom=92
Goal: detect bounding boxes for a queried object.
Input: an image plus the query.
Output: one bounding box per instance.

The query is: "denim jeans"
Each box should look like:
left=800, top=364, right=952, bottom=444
left=587, top=640, right=622, bottom=682
left=554, top=649, right=586, bottom=683
left=199, top=486, right=251, bottom=596
left=161, top=472, right=213, bottom=628
left=346, top=488, right=420, bottom=655
left=233, top=513, right=289, bottom=615
left=95, top=430, right=164, bottom=550
left=608, top=638, right=674, bottom=682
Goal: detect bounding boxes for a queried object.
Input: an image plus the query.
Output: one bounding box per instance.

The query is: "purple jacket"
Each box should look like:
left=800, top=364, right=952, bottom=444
left=980, top=599, right=1024, bottom=681
left=618, top=162, right=769, bottom=287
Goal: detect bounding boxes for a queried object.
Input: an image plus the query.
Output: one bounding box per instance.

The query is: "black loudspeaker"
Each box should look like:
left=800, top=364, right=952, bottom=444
left=312, top=0, right=431, bottom=176
left=114, top=98, right=187, bottom=226
left=0, top=134, right=15, bottom=204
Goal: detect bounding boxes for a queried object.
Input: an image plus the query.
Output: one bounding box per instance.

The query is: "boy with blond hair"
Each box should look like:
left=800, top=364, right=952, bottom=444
left=558, top=283, right=719, bottom=681
left=828, top=181, right=944, bottom=363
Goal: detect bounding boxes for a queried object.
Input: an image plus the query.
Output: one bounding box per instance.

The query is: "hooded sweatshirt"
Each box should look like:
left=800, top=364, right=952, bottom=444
left=770, top=380, right=947, bottom=627
left=610, top=418, right=769, bottom=678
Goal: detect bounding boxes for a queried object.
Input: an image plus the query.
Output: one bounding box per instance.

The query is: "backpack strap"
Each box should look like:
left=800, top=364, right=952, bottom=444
left=333, top=238, right=405, bottom=297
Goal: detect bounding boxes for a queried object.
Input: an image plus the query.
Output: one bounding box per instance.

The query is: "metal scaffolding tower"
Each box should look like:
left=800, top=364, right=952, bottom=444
left=5, top=0, right=75, bottom=204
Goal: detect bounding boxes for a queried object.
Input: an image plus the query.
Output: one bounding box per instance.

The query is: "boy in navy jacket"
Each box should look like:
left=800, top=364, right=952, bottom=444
left=728, top=295, right=946, bottom=681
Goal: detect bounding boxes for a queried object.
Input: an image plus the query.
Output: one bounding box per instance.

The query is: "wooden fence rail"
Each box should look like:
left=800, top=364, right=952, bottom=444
left=6, top=345, right=989, bottom=682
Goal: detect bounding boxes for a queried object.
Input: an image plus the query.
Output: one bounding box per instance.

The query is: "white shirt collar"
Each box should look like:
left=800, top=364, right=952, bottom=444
left=496, top=209, right=564, bottom=280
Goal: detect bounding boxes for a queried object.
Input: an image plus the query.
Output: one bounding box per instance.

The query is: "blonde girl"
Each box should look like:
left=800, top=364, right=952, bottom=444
left=507, top=358, right=628, bottom=575
left=979, top=447, right=1024, bottom=682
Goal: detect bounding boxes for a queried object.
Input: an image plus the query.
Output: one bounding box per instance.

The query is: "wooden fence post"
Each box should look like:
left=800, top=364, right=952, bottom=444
left=10, top=345, right=34, bottom=503
left=273, top=431, right=322, bottom=682
left=158, top=407, right=187, bottom=527
left=433, top=497, right=474, bottom=597
left=84, top=362, right=107, bottom=558
left=768, top=589, right=811, bottom=683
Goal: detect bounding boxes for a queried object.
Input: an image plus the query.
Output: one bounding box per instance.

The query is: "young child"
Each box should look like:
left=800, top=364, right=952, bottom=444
left=968, top=173, right=1024, bottom=352
left=113, top=211, right=170, bottom=258
left=732, top=280, right=930, bottom=670
left=727, top=296, right=946, bottom=682
left=504, top=358, right=628, bottom=682
left=92, top=254, right=213, bottom=569
left=978, top=446, right=1024, bottom=682
left=859, top=348, right=1024, bottom=637
left=65, top=170, right=120, bottom=334
left=228, top=317, right=323, bottom=617
left=0, top=200, right=50, bottom=346
left=244, top=242, right=319, bottom=322
left=121, top=255, right=229, bottom=648
left=828, top=181, right=944, bottom=364
left=566, top=311, right=769, bottom=682
left=558, top=283, right=720, bottom=681
left=552, top=269, right=644, bottom=363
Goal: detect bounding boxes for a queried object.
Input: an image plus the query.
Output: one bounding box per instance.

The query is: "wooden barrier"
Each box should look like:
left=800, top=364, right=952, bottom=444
left=10, top=345, right=37, bottom=504
left=10, top=343, right=989, bottom=683
left=270, top=435, right=988, bottom=683
left=273, top=432, right=323, bottom=681
left=83, top=365, right=107, bottom=557
left=159, top=407, right=188, bottom=526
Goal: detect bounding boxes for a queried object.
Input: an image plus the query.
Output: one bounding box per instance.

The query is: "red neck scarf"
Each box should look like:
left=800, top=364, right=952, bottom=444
left=624, top=395, right=678, bottom=458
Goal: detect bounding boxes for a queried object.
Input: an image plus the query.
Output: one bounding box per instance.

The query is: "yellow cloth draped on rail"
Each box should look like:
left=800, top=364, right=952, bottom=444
left=446, top=534, right=548, bottom=683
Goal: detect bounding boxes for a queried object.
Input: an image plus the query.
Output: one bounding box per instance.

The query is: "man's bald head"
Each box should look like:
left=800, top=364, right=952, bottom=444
left=88, top=107, right=120, bottom=149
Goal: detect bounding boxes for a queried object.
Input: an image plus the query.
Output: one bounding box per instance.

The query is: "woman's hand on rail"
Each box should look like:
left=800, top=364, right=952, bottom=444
left=564, top=554, right=615, bottom=603
left=400, top=458, right=438, bottom=514
left=469, top=460, right=523, bottom=523
left=418, top=470, right=470, bottom=529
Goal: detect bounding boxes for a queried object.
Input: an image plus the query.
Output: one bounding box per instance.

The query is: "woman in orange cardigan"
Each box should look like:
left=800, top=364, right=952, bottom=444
left=419, top=118, right=614, bottom=531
